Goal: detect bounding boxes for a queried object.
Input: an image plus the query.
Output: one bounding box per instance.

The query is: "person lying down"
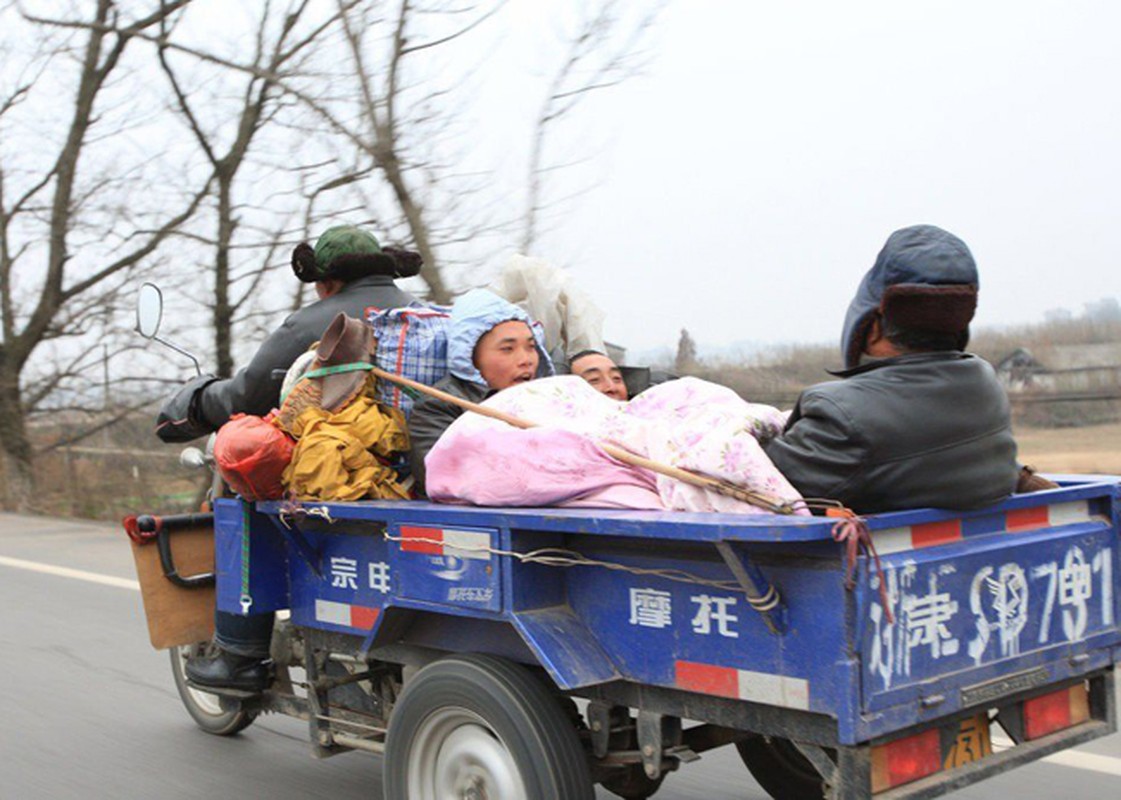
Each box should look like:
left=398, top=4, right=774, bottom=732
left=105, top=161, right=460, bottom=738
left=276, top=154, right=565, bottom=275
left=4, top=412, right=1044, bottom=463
left=422, top=374, right=808, bottom=515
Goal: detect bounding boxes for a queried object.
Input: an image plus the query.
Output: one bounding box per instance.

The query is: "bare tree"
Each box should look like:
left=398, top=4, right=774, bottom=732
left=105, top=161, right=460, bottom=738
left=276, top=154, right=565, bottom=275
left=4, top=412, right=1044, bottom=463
left=93, top=1, right=661, bottom=307
left=317, top=0, right=513, bottom=303
left=0, top=0, right=209, bottom=509
left=521, top=0, right=661, bottom=254
left=156, top=0, right=338, bottom=377
left=675, top=327, right=698, bottom=375
left=101, top=1, right=500, bottom=304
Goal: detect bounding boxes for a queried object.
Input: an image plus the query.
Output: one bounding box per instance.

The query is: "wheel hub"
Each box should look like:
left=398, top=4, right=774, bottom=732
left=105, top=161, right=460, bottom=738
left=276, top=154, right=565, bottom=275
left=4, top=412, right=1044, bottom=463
left=460, top=775, right=485, bottom=800
left=409, top=708, right=529, bottom=800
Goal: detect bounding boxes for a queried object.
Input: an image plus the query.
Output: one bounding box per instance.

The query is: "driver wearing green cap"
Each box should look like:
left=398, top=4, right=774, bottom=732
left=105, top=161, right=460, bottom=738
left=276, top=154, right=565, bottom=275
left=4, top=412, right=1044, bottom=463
left=156, top=225, right=419, bottom=692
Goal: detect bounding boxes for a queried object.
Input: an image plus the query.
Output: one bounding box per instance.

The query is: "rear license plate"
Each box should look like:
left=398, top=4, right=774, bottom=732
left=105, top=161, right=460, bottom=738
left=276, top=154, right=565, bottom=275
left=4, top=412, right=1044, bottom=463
left=872, top=714, right=993, bottom=792
left=944, top=713, right=993, bottom=769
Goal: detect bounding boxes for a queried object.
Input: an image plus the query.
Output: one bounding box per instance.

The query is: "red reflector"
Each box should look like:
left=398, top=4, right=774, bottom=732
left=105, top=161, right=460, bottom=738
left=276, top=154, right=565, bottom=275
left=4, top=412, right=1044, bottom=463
left=674, top=660, right=739, bottom=699
left=910, top=519, right=962, bottom=548
left=871, top=728, right=942, bottom=793
left=399, top=526, right=444, bottom=555
left=1024, top=685, right=1089, bottom=740
left=1006, top=506, right=1050, bottom=531
left=350, top=605, right=380, bottom=630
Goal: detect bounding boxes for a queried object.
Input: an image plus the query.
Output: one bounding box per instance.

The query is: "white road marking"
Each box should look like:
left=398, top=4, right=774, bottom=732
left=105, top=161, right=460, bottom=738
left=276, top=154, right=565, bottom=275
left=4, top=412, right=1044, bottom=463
left=993, top=733, right=1121, bottom=776
left=1041, top=749, right=1121, bottom=777
left=0, top=554, right=139, bottom=591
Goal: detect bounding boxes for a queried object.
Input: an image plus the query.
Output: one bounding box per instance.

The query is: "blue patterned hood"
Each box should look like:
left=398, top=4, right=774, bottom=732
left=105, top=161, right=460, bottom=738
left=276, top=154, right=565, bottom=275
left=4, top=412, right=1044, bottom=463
left=447, top=289, right=554, bottom=387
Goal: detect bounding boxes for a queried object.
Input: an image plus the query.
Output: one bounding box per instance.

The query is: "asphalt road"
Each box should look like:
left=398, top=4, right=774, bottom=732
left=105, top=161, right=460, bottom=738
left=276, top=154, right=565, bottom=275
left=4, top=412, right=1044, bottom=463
left=2, top=512, right=1119, bottom=799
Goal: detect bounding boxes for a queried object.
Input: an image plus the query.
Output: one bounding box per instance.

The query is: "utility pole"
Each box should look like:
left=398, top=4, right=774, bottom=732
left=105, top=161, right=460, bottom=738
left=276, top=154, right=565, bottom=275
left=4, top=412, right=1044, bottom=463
left=102, top=345, right=111, bottom=447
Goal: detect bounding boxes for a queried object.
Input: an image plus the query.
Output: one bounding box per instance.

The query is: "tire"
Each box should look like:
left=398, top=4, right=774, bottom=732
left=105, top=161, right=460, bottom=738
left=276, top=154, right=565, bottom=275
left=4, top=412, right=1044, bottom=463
left=169, top=643, right=257, bottom=736
left=383, top=654, right=594, bottom=800
left=736, top=734, right=828, bottom=800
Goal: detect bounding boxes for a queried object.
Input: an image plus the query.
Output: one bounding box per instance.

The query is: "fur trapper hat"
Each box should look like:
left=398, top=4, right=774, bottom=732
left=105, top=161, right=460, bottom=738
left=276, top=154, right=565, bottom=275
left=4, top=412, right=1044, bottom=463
left=840, top=225, right=979, bottom=368
left=291, top=225, right=423, bottom=283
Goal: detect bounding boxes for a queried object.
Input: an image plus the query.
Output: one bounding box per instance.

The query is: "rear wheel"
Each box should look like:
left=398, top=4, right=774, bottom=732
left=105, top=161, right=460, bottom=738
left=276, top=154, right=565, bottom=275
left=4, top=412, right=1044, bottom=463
left=383, top=654, right=594, bottom=800
left=169, top=643, right=257, bottom=736
left=736, top=734, right=828, bottom=800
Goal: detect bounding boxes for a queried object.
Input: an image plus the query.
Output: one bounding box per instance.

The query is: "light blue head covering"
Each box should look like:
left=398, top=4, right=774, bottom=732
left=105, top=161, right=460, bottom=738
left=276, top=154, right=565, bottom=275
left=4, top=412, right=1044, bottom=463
left=447, top=289, right=555, bottom=387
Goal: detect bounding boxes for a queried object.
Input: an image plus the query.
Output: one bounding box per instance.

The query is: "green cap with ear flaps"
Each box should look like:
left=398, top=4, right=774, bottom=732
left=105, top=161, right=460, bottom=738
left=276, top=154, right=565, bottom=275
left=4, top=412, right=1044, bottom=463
left=292, top=225, right=414, bottom=283
left=314, top=226, right=384, bottom=269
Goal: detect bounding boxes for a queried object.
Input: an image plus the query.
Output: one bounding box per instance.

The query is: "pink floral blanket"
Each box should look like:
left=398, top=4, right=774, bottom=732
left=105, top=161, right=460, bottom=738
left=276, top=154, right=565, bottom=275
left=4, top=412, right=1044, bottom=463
left=424, top=376, right=806, bottom=514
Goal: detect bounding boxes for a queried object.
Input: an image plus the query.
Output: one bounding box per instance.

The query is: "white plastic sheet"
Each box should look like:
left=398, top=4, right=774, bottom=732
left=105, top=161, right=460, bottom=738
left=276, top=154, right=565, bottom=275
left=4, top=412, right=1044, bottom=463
left=491, top=254, right=606, bottom=363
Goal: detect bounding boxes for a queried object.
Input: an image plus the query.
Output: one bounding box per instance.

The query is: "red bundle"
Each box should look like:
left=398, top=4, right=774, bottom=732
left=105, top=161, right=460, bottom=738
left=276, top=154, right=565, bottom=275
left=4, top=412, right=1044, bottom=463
left=213, top=413, right=295, bottom=501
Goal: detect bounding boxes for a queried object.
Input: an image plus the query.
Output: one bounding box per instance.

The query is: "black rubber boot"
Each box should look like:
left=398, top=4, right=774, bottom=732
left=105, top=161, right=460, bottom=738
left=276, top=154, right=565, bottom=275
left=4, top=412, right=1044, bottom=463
left=185, top=648, right=271, bottom=693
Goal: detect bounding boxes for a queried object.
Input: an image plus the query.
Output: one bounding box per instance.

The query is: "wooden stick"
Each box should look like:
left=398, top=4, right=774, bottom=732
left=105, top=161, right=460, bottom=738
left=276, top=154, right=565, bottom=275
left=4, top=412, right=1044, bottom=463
left=368, top=365, right=794, bottom=514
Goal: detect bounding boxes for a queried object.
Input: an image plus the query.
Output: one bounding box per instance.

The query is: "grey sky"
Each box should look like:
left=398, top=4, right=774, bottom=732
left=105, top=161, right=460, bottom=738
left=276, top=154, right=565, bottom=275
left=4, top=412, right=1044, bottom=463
left=524, top=1, right=1121, bottom=357
left=6, top=1, right=1115, bottom=370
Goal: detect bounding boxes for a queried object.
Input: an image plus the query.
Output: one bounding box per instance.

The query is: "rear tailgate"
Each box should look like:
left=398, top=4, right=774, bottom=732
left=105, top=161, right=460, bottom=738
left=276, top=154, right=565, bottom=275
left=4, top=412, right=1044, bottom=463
left=860, top=487, right=1120, bottom=719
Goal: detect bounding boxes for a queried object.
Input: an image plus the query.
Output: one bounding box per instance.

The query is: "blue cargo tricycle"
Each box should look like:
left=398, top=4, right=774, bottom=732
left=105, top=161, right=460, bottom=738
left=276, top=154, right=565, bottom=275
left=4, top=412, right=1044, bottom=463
left=132, top=475, right=1121, bottom=800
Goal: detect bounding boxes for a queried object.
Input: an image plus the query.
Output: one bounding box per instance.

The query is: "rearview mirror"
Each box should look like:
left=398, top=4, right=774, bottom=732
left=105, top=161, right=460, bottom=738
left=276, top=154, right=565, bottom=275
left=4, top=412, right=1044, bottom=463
left=137, top=283, right=163, bottom=339
left=179, top=447, right=207, bottom=469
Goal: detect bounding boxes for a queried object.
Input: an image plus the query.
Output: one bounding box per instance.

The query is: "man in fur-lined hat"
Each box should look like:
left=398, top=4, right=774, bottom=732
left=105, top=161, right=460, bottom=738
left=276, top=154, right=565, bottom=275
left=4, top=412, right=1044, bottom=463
left=156, top=225, right=418, bottom=692
left=764, top=224, right=1020, bottom=514
left=157, top=226, right=419, bottom=443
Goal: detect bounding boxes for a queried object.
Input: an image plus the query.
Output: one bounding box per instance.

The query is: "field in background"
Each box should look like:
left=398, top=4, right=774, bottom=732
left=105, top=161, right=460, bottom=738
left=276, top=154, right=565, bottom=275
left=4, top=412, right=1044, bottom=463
left=23, top=415, right=1121, bottom=523
left=1014, top=422, right=1121, bottom=476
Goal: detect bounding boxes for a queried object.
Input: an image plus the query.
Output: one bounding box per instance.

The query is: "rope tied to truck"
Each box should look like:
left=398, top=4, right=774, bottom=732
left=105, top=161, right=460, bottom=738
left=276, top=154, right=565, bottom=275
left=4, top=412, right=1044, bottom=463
left=380, top=531, right=748, bottom=592
left=828, top=507, right=893, bottom=624
left=240, top=504, right=254, bottom=614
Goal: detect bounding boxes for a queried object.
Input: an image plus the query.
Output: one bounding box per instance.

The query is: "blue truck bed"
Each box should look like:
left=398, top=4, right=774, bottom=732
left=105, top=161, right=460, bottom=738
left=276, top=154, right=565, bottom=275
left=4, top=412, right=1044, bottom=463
left=214, top=476, right=1120, bottom=753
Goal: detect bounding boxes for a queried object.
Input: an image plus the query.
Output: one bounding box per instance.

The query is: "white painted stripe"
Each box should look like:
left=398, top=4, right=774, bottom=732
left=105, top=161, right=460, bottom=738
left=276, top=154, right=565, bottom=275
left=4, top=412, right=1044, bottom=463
left=872, top=526, right=914, bottom=555
left=986, top=732, right=1121, bottom=777
left=877, top=502, right=1103, bottom=556
left=1048, top=500, right=1095, bottom=528
left=315, top=599, right=350, bottom=626
left=1042, top=749, right=1121, bottom=777
left=736, top=669, right=810, bottom=711
left=442, top=529, right=491, bottom=561
left=0, top=554, right=139, bottom=591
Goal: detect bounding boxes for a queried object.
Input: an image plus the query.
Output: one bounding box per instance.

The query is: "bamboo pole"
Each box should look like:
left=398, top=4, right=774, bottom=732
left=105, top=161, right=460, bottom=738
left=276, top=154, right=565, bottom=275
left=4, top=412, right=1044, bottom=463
left=368, top=365, right=794, bottom=515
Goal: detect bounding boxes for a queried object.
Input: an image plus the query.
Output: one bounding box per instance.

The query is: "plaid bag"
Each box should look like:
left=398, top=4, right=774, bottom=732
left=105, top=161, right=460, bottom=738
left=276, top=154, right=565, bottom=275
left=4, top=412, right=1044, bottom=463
left=367, top=303, right=452, bottom=417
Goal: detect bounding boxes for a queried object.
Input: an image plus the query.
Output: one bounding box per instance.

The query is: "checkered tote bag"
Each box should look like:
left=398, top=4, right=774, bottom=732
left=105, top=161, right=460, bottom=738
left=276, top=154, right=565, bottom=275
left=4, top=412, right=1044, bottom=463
left=366, top=303, right=452, bottom=417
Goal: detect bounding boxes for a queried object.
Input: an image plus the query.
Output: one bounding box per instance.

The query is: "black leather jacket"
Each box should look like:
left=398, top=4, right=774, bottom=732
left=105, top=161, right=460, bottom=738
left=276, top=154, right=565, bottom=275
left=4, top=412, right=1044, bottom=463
left=764, top=352, right=1019, bottom=514
left=407, top=373, right=494, bottom=496
left=158, top=275, right=415, bottom=441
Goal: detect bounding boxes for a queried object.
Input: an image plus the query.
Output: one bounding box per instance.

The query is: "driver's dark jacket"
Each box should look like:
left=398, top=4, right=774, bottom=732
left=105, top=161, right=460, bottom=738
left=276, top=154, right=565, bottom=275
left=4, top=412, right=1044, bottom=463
left=763, top=352, right=1018, bottom=514
left=195, top=275, right=415, bottom=430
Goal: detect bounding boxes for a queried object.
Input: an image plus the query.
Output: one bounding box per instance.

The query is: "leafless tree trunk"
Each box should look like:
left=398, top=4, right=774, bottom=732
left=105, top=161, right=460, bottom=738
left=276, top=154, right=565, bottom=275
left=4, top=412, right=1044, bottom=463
left=98, top=1, right=658, bottom=307
left=0, top=1, right=208, bottom=509
left=329, top=0, right=479, bottom=304
left=157, top=1, right=332, bottom=377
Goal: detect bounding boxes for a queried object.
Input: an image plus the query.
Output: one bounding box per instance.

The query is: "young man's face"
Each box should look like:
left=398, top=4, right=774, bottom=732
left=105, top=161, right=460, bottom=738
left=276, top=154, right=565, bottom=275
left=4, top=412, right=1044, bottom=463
left=571, top=353, right=628, bottom=401
left=473, top=320, right=539, bottom=390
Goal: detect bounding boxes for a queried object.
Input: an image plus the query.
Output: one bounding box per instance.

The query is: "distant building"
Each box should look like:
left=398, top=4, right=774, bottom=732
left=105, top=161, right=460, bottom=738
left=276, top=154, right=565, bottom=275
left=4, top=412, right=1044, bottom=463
left=996, top=343, right=1121, bottom=396
left=995, top=348, right=1049, bottom=393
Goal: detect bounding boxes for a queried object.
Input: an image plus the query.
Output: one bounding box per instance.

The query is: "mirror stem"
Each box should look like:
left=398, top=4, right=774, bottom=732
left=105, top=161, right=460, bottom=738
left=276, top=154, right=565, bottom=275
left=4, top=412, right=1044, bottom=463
left=152, top=335, right=203, bottom=377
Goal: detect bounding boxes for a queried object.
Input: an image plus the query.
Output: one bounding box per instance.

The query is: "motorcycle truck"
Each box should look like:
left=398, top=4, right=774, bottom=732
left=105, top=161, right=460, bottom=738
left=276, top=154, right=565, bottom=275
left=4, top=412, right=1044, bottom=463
left=126, top=284, right=1121, bottom=800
